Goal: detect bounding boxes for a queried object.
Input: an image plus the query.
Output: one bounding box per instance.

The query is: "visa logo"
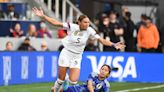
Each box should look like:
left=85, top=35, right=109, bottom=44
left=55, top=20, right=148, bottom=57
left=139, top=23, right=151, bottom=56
left=87, top=56, right=137, bottom=79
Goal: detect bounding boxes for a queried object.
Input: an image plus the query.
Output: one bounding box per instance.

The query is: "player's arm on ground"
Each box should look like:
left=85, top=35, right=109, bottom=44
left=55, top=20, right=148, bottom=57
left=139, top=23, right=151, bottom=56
left=104, top=86, right=110, bottom=92
left=87, top=80, right=94, bottom=92
left=32, top=7, right=63, bottom=27
left=97, top=37, right=125, bottom=50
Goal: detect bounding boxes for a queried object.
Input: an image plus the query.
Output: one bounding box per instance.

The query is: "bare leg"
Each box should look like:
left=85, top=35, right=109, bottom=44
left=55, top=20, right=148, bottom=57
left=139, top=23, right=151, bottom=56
left=54, top=66, right=67, bottom=92
left=58, top=66, right=67, bottom=80
left=69, top=68, right=80, bottom=84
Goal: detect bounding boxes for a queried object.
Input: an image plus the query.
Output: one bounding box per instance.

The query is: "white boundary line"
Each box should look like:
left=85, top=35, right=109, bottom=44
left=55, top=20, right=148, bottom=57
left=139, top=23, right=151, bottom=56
left=115, top=84, right=164, bottom=92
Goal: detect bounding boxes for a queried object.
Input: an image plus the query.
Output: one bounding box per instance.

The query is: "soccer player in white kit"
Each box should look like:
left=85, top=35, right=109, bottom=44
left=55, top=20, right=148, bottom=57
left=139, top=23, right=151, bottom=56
left=32, top=7, right=125, bottom=92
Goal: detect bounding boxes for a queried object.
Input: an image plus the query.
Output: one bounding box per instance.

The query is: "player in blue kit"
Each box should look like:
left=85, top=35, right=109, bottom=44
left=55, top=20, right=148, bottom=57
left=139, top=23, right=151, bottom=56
left=63, top=64, right=111, bottom=92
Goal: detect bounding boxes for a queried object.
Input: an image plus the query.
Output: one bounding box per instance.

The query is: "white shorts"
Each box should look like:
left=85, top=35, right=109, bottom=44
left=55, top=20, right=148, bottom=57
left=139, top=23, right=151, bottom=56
left=58, top=48, right=82, bottom=69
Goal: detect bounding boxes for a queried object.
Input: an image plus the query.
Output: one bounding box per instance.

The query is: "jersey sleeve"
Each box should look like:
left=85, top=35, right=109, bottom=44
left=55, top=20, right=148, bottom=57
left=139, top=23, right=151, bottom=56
left=88, top=27, right=100, bottom=39
left=63, top=22, right=77, bottom=31
left=88, top=72, right=97, bottom=81
left=104, top=86, right=110, bottom=92
left=103, top=79, right=110, bottom=92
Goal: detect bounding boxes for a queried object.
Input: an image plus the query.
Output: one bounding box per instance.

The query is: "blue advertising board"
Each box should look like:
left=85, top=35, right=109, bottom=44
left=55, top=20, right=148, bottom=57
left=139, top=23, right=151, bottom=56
left=0, top=52, right=164, bottom=86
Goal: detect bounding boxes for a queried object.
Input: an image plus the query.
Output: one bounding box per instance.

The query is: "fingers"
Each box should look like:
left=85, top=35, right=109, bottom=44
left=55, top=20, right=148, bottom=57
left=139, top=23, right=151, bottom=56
left=32, top=7, right=43, bottom=12
left=119, top=44, right=125, bottom=49
left=32, top=7, right=42, bottom=13
left=32, top=7, right=38, bottom=12
left=39, top=7, right=42, bottom=11
left=121, top=45, right=126, bottom=49
left=115, top=42, right=126, bottom=50
left=116, top=42, right=125, bottom=47
left=117, top=42, right=124, bottom=45
left=32, top=7, right=44, bottom=17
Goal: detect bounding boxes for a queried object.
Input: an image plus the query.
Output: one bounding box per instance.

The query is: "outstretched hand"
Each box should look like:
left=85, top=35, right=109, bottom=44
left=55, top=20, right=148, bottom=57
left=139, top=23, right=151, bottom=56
left=114, top=42, right=125, bottom=50
left=32, top=7, right=44, bottom=18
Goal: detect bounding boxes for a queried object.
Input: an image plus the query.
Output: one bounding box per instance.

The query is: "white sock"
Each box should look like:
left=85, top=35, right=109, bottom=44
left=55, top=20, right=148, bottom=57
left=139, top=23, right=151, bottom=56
left=68, top=79, right=77, bottom=85
left=54, top=78, right=64, bottom=92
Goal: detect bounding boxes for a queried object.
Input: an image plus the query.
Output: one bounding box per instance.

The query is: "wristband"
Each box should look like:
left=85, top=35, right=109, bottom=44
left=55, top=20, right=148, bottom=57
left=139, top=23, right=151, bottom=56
left=111, top=43, right=116, bottom=48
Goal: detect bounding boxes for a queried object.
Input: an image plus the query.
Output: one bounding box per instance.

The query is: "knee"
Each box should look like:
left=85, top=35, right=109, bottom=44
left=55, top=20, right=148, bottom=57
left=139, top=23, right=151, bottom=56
left=69, top=76, right=79, bottom=83
left=58, top=75, right=66, bottom=80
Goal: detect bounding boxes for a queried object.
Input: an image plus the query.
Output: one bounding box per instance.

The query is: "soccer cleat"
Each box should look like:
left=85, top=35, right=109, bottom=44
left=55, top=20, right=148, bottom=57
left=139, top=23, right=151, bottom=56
left=51, top=86, right=63, bottom=92
left=62, top=79, right=69, bottom=91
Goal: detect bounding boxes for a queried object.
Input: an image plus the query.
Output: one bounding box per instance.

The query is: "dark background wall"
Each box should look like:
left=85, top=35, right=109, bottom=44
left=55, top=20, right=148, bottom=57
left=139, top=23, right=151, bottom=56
left=78, top=0, right=164, bottom=29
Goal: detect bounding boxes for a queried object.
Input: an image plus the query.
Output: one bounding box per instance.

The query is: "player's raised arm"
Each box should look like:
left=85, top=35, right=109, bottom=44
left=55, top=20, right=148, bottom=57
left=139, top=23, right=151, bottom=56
left=97, top=37, right=125, bottom=50
left=32, top=7, right=63, bottom=27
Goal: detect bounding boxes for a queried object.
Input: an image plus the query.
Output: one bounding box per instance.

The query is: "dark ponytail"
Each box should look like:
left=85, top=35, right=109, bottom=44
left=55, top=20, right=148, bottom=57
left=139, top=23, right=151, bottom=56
left=78, top=15, right=88, bottom=22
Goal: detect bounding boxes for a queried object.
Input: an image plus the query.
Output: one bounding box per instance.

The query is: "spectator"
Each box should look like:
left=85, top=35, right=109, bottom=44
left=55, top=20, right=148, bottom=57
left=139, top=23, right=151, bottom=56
left=0, top=0, right=8, bottom=2
left=40, top=40, right=49, bottom=51
left=136, top=14, right=147, bottom=32
left=103, top=11, right=124, bottom=51
left=118, top=6, right=129, bottom=28
left=57, top=29, right=67, bottom=38
left=137, top=17, right=159, bottom=52
left=99, top=16, right=110, bottom=34
left=123, top=12, right=136, bottom=52
left=4, top=41, right=13, bottom=51
left=0, top=7, right=5, bottom=19
left=99, top=16, right=111, bottom=52
left=85, top=40, right=98, bottom=51
left=37, top=22, right=52, bottom=38
left=161, top=26, right=164, bottom=53
left=5, top=4, right=19, bottom=20
left=17, top=37, right=36, bottom=51
left=97, top=13, right=108, bottom=33
left=26, top=24, right=37, bottom=37
left=10, top=23, right=24, bottom=37
left=121, top=7, right=129, bottom=17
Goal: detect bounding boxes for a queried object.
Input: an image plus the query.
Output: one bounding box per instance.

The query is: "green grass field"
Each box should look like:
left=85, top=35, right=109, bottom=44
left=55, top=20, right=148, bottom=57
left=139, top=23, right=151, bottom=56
left=0, top=82, right=164, bottom=92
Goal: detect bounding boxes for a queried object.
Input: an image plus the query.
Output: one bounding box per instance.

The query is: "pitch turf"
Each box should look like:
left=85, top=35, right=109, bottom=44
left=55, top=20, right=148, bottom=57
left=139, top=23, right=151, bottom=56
left=0, top=82, right=164, bottom=92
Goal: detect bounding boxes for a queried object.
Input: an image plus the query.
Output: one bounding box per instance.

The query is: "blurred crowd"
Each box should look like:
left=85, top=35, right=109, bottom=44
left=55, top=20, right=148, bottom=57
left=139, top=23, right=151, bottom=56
left=8, top=22, right=52, bottom=38
left=0, top=1, right=163, bottom=53
left=0, top=3, right=23, bottom=20
left=90, top=7, right=162, bottom=53
left=0, top=2, right=56, bottom=51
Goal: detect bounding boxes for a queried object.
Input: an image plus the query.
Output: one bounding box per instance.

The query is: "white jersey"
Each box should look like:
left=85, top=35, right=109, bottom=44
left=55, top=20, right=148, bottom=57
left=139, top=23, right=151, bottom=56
left=62, top=23, right=100, bottom=54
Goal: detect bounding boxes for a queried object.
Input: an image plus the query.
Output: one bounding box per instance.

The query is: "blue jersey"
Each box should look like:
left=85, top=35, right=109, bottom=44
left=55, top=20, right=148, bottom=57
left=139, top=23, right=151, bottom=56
left=64, top=72, right=110, bottom=92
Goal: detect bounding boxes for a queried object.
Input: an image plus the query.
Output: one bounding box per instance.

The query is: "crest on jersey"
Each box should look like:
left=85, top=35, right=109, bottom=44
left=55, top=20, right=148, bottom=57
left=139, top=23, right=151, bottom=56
left=96, top=83, right=102, bottom=89
left=73, top=31, right=83, bottom=36
left=74, top=31, right=79, bottom=36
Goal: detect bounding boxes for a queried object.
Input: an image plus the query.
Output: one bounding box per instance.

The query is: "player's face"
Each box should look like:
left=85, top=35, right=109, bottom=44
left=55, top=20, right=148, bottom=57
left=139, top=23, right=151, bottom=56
left=79, top=17, right=90, bottom=30
left=99, top=66, right=109, bottom=78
